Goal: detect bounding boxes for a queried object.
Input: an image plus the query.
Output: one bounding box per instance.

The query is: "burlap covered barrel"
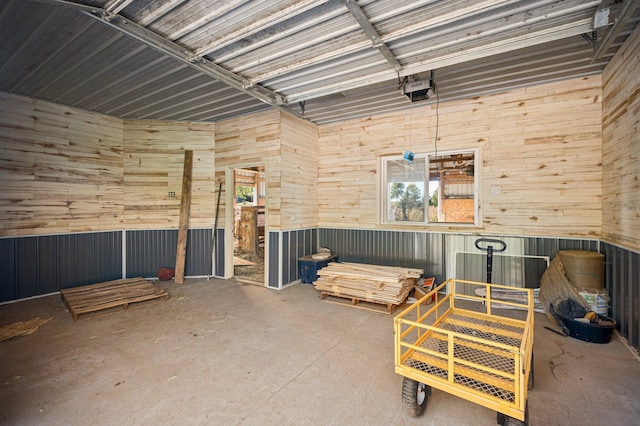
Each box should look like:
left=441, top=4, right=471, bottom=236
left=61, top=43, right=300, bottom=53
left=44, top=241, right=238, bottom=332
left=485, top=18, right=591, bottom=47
left=557, top=250, right=604, bottom=289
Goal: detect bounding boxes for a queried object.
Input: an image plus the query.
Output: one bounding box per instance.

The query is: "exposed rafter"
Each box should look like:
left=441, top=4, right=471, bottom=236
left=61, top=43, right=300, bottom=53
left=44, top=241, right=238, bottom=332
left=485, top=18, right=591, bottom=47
left=14, top=0, right=636, bottom=125
left=340, top=0, right=402, bottom=73
left=30, top=0, right=303, bottom=118
left=192, top=0, right=327, bottom=60
left=104, top=0, right=136, bottom=14
left=283, top=18, right=595, bottom=104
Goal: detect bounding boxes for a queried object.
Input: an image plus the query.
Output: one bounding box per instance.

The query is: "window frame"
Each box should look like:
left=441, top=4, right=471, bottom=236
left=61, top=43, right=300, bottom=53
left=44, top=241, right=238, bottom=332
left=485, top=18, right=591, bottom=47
left=380, top=148, right=480, bottom=226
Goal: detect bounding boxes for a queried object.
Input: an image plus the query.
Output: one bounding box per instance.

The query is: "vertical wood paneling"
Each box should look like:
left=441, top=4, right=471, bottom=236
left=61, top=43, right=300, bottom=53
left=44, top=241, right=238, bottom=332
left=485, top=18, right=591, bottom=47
left=602, top=26, right=640, bottom=252
left=318, top=76, right=603, bottom=238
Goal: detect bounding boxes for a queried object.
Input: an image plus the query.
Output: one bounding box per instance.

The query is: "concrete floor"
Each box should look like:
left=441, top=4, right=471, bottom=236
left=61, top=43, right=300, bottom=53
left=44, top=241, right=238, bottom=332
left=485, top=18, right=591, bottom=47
left=1, top=278, right=639, bottom=426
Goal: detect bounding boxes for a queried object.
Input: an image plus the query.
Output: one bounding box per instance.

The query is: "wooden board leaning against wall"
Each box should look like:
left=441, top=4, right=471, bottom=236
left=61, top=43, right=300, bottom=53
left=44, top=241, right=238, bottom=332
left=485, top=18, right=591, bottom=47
left=317, top=75, right=604, bottom=239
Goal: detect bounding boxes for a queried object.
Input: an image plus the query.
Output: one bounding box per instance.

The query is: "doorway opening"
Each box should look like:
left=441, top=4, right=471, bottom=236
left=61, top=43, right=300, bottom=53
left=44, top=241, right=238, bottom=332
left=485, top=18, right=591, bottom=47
left=233, top=166, right=266, bottom=285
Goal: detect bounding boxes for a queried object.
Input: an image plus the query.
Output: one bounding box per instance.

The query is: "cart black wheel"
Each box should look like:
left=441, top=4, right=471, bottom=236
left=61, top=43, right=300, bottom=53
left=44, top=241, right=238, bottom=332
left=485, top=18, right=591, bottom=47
left=500, top=401, right=529, bottom=426
left=401, top=377, right=429, bottom=417
left=528, top=351, right=534, bottom=391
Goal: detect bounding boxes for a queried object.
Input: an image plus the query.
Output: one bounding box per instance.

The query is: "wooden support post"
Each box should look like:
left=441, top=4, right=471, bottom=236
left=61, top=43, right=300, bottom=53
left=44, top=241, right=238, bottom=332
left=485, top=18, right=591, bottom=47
left=239, top=206, right=259, bottom=254
left=174, top=150, right=193, bottom=284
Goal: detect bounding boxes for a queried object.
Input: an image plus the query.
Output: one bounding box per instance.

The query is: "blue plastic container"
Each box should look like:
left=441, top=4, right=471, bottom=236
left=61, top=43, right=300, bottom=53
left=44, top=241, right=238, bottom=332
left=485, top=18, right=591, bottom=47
left=298, top=255, right=337, bottom=284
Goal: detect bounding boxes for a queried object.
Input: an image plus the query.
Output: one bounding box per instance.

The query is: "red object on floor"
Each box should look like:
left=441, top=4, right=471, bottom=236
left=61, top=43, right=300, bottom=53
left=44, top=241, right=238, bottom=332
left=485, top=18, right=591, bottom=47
left=157, top=267, right=175, bottom=281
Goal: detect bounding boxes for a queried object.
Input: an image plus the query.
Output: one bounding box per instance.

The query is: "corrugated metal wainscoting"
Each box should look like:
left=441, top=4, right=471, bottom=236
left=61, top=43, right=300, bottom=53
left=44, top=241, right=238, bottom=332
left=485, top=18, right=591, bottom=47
left=126, top=228, right=212, bottom=278
left=213, top=228, right=225, bottom=278
left=0, top=231, right=122, bottom=302
left=318, top=228, right=600, bottom=288
left=318, top=228, right=445, bottom=282
left=319, top=228, right=640, bottom=352
left=268, top=229, right=318, bottom=289
left=602, top=243, right=640, bottom=352
left=0, top=228, right=216, bottom=303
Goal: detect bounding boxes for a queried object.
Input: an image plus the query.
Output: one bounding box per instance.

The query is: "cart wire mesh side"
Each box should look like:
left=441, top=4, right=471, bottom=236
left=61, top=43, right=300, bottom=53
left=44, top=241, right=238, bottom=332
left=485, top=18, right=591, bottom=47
left=394, top=279, right=534, bottom=422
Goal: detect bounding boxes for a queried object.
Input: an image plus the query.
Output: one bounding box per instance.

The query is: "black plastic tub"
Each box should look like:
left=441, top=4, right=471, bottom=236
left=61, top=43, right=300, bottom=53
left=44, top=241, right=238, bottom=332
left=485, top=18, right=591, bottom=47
left=557, top=312, right=617, bottom=344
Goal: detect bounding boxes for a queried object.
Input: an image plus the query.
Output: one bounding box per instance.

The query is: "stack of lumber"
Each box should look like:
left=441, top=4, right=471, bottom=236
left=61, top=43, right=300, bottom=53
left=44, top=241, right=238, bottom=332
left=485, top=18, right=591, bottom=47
left=314, top=262, right=423, bottom=313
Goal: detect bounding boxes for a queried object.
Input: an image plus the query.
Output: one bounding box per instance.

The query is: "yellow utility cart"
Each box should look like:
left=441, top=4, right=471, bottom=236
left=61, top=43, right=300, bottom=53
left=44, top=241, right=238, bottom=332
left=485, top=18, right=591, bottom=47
left=394, top=279, right=534, bottom=425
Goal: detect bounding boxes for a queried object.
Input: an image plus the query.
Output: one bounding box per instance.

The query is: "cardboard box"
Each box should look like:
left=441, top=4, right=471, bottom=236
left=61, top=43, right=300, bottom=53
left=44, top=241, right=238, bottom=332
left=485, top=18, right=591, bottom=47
left=414, top=277, right=436, bottom=304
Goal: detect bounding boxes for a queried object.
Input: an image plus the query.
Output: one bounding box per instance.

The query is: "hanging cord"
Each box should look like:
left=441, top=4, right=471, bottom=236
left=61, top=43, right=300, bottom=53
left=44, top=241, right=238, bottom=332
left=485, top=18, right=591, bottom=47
left=431, top=70, right=439, bottom=158
left=409, top=89, right=413, bottom=154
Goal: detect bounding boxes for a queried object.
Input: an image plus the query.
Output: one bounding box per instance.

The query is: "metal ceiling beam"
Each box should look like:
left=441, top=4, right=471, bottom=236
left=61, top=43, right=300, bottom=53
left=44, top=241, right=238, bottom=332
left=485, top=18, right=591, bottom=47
left=251, top=0, right=595, bottom=87
left=165, top=0, right=246, bottom=41
left=284, top=18, right=595, bottom=104
left=192, top=0, right=327, bottom=59
left=29, top=0, right=302, bottom=119
left=104, top=0, right=136, bottom=15
left=340, top=0, right=402, bottom=73
left=593, top=0, right=640, bottom=60
left=138, top=0, right=189, bottom=26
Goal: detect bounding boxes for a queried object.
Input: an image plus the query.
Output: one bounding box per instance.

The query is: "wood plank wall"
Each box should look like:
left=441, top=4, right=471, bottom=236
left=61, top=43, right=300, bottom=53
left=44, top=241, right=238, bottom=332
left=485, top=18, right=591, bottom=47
left=215, top=109, right=282, bottom=227
left=215, top=110, right=318, bottom=231
left=280, top=113, right=319, bottom=230
left=602, top=25, right=640, bottom=252
left=0, top=93, right=216, bottom=237
left=123, top=119, right=215, bottom=229
left=0, top=92, right=124, bottom=236
left=318, top=76, right=603, bottom=238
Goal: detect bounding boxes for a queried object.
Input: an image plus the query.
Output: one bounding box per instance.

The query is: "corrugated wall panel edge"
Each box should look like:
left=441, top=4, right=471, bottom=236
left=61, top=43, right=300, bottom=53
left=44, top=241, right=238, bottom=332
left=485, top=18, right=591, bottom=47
left=267, top=228, right=319, bottom=289
left=601, top=242, right=640, bottom=353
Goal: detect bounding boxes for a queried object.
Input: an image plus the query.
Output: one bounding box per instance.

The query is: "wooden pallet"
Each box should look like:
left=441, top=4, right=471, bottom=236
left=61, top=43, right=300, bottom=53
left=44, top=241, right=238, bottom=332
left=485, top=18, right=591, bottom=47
left=61, top=277, right=169, bottom=321
left=320, top=291, right=402, bottom=314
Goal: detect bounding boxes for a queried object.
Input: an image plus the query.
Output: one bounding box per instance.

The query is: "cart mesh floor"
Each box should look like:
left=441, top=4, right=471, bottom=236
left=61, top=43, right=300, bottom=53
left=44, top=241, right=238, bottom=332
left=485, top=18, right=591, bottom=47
left=403, top=310, right=525, bottom=403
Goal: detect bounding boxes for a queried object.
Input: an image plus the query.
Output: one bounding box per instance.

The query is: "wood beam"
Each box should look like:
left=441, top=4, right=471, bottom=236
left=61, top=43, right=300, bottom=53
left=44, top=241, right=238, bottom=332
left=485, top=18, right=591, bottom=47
left=175, top=150, right=193, bottom=284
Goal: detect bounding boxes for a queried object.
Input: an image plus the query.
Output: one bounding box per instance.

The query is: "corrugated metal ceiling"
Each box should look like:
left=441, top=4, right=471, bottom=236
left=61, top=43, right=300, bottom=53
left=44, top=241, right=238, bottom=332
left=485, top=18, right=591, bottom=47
left=1, top=0, right=638, bottom=124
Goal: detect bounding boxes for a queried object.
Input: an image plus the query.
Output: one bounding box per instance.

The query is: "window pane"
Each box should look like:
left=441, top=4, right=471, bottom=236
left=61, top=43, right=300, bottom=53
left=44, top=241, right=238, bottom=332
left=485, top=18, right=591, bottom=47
left=428, top=152, right=475, bottom=224
left=387, top=158, right=426, bottom=222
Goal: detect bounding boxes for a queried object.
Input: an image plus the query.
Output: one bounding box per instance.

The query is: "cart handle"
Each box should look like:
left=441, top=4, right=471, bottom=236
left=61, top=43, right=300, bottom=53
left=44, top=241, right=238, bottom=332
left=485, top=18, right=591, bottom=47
left=474, top=238, right=507, bottom=253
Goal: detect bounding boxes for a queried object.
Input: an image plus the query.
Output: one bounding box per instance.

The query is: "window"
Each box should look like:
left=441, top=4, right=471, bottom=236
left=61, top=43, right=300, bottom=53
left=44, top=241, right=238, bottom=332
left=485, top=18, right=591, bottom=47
left=382, top=149, right=478, bottom=225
